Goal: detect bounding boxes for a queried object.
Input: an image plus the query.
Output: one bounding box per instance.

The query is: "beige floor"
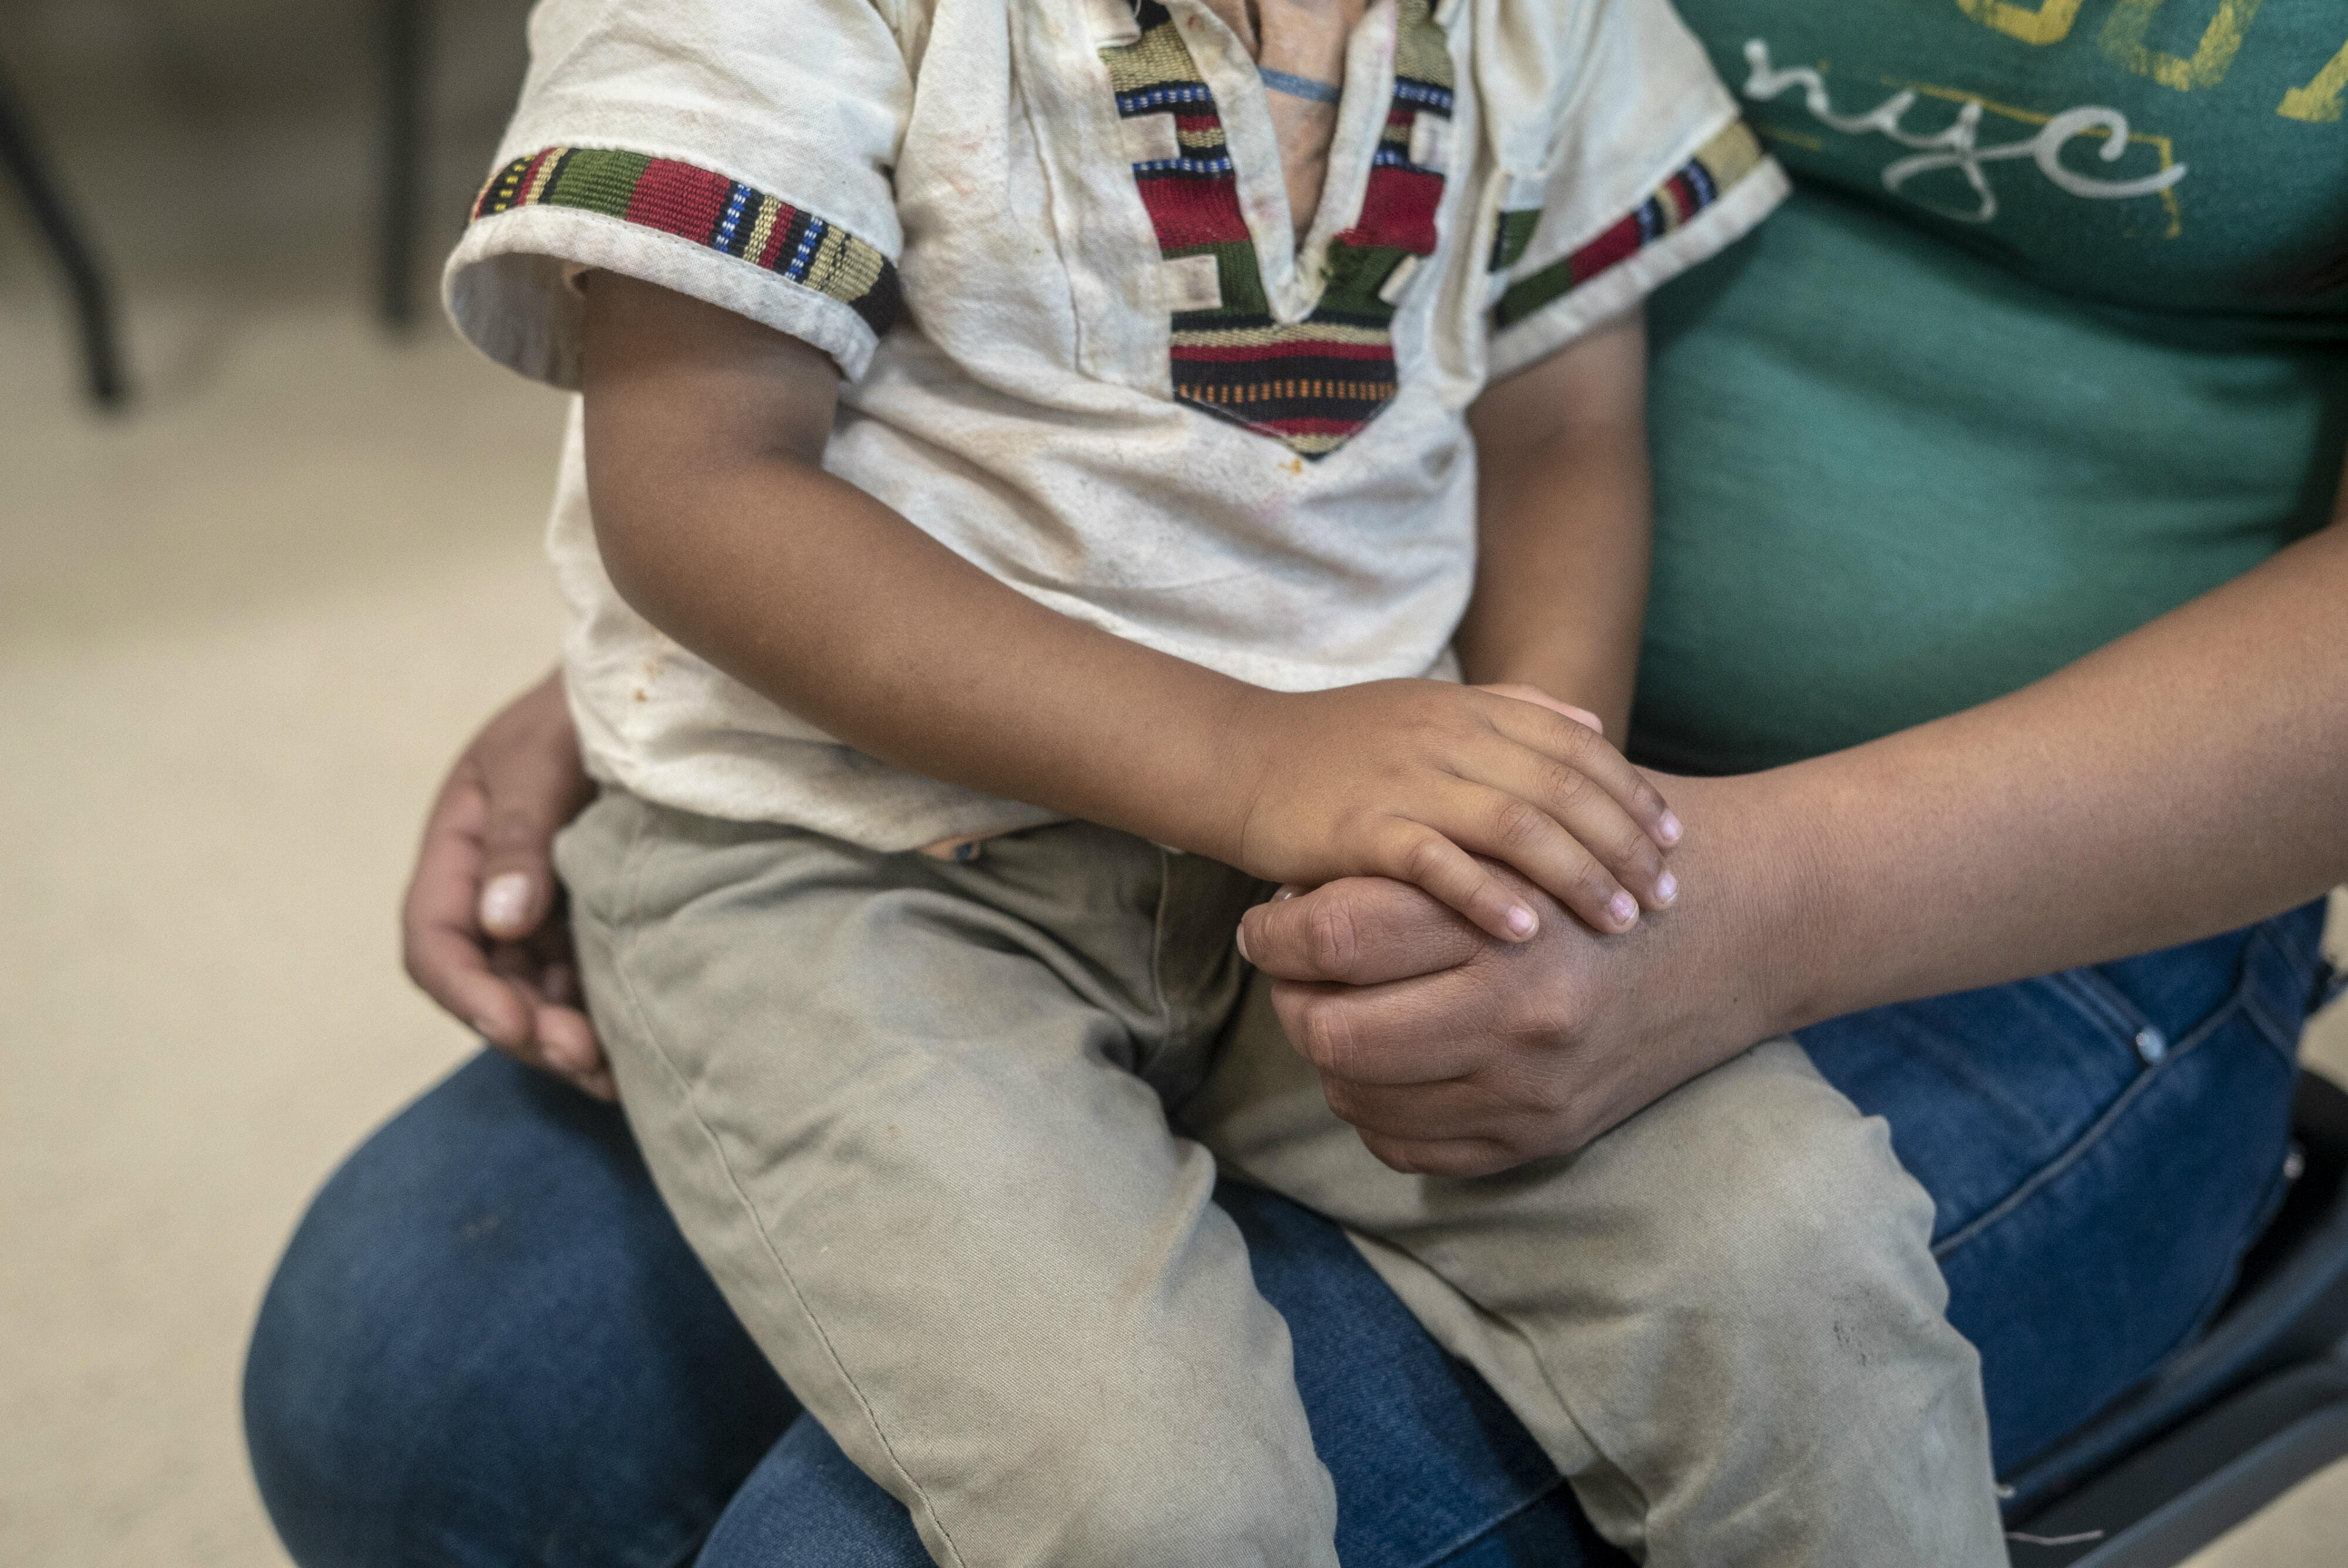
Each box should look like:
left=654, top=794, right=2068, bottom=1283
left=1, top=4, right=2344, bottom=1565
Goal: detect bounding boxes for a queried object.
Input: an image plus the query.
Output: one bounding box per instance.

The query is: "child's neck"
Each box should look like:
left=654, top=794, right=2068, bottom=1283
left=1197, top=0, right=1371, bottom=236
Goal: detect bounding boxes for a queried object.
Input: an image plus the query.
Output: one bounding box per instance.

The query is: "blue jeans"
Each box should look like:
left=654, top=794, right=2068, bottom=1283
left=244, top=903, right=2329, bottom=1568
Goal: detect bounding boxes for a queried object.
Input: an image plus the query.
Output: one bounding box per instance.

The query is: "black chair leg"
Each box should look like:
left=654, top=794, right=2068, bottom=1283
left=378, top=0, right=428, bottom=330
left=0, top=60, right=127, bottom=408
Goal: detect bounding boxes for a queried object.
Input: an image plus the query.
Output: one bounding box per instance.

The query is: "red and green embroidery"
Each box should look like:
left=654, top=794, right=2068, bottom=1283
left=471, top=147, right=903, bottom=336
left=1490, top=123, right=1766, bottom=333
left=1103, top=0, right=1454, bottom=458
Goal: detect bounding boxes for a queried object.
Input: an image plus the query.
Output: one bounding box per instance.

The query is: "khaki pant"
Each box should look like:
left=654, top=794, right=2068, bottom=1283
left=559, top=789, right=2004, bottom=1568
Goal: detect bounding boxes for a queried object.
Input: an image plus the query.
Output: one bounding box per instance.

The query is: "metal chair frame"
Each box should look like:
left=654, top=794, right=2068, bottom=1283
left=377, top=0, right=427, bottom=330
left=2002, top=1071, right=2348, bottom=1564
left=0, top=53, right=126, bottom=406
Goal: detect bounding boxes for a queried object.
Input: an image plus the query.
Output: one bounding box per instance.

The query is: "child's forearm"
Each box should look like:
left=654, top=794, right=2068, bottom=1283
left=581, top=274, right=1260, bottom=859
left=1456, top=312, right=1651, bottom=739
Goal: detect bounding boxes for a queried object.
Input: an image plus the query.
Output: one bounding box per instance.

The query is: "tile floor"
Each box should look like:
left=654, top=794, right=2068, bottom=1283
left=0, top=3, right=2342, bottom=1564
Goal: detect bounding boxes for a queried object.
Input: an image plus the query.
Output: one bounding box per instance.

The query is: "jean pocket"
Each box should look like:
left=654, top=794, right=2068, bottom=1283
left=2046, top=897, right=2331, bottom=1078
left=1944, top=908, right=2329, bottom=1265
left=1929, top=938, right=2279, bottom=1261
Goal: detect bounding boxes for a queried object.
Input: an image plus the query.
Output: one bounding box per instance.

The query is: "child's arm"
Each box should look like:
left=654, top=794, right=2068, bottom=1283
left=581, top=274, right=1679, bottom=938
left=1456, top=311, right=1652, bottom=743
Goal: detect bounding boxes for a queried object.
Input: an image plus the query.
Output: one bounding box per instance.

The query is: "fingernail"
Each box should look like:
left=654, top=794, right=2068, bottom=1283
left=1655, top=870, right=1678, bottom=904
left=1658, top=812, right=1684, bottom=846
left=1235, top=923, right=1254, bottom=963
left=480, top=873, right=531, bottom=930
left=1506, top=905, right=1537, bottom=938
left=1608, top=891, right=1638, bottom=927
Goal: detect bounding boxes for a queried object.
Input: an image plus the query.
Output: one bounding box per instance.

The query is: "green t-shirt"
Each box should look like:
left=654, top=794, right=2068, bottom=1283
left=1632, top=0, right=2348, bottom=775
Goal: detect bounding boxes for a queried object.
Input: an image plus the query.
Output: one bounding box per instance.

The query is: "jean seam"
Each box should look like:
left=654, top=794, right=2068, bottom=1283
left=2240, top=987, right=2298, bottom=1065
left=1416, top=1478, right=1576, bottom=1568
left=594, top=807, right=974, bottom=1568
left=2046, top=967, right=2152, bottom=1050
left=1931, top=993, right=2242, bottom=1262
left=2236, top=927, right=2307, bottom=1067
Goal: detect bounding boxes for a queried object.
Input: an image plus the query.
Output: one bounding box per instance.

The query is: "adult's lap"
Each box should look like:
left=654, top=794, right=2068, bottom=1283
left=241, top=1054, right=795, bottom=1568
left=244, top=906, right=2327, bottom=1567
left=1810, top=900, right=2328, bottom=1471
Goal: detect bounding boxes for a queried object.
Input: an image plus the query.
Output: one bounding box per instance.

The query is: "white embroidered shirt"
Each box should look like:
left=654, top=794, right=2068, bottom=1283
left=445, top=0, right=1786, bottom=850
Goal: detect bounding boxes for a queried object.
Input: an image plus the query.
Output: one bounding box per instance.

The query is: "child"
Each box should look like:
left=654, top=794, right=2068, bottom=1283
left=446, top=0, right=2006, bottom=1562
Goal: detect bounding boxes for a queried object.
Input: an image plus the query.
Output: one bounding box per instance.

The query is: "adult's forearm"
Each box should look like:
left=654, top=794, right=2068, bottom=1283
left=1233, top=494, right=2348, bottom=1171
left=1742, top=516, right=2348, bottom=1034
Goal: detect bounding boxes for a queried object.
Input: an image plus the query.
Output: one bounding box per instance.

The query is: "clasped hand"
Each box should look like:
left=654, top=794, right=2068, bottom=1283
left=404, top=674, right=1721, bottom=1161
left=1222, top=679, right=1681, bottom=941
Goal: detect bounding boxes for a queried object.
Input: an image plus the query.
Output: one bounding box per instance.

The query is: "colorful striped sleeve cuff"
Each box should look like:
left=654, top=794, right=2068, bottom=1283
left=1487, top=121, right=1784, bottom=376
left=471, top=147, right=904, bottom=338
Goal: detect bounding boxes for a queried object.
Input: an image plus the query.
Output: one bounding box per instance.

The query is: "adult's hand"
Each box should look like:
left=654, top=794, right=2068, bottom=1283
left=1237, top=774, right=1800, bottom=1178
left=1242, top=506, right=2348, bottom=1180
left=401, top=670, right=610, bottom=1099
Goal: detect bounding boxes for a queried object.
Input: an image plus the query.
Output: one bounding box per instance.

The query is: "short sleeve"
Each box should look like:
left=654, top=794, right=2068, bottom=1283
left=1483, top=0, right=1789, bottom=380
left=443, top=0, right=912, bottom=387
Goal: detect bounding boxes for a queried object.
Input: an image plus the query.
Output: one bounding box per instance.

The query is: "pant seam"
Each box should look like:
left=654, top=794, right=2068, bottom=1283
left=1338, top=1226, right=1654, bottom=1553
left=1143, top=846, right=1177, bottom=1078
left=595, top=801, right=973, bottom=1568
left=1931, top=993, right=2242, bottom=1262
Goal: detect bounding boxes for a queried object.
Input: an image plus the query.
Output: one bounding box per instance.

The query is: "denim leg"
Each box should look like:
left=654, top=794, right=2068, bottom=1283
left=697, top=1418, right=923, bottom=1568
left=1803, top=901, right=2327, bottom=1474
left=243, top=1051, right=798, bottom=1568
left=249, top=908, right=2327, bottom=1567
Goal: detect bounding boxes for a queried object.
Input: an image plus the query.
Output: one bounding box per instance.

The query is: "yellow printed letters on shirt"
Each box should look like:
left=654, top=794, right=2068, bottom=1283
left=2278, top=35, right=2348, bottom=123
left=2100, top=0, right=2265, bottom=92
left=1954, top=0, right=2087, bottom=48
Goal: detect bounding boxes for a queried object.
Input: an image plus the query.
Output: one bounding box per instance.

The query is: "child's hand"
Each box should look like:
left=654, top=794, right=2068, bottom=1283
left=1224, top=680, right=1680, bottom=941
